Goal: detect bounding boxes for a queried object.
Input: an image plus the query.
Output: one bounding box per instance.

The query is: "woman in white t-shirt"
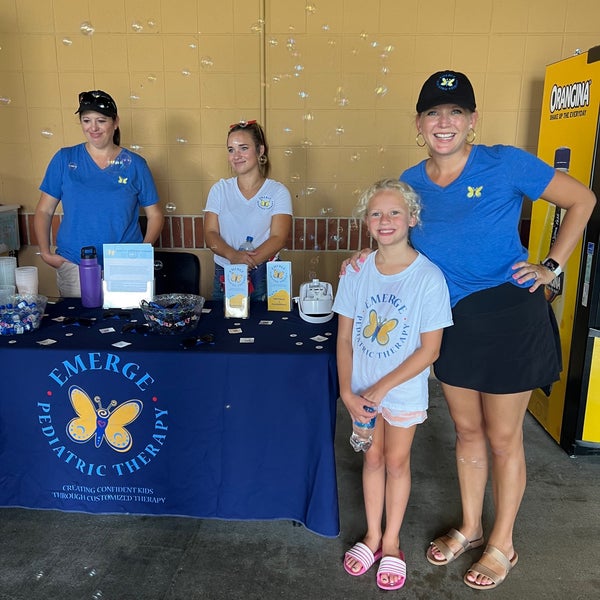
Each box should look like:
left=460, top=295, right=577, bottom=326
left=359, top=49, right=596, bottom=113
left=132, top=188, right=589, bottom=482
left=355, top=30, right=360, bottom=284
left=204, top=121, right=292, bottom=301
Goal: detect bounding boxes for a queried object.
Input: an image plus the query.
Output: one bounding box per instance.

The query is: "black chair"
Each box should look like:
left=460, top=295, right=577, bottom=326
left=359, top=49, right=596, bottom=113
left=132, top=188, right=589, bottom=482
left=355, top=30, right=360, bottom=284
left=154, top=251, right=201, bottom=295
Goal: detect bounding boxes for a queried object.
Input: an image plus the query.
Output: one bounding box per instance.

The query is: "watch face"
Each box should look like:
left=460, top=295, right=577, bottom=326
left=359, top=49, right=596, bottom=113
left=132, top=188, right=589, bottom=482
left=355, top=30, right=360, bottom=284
left=542, top=258, right=560, bottom=272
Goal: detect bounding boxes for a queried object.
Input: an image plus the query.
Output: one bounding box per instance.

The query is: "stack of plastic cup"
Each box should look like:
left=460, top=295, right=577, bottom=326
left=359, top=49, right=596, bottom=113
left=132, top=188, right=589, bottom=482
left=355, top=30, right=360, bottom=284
left=0, top=283, right=15, bottom=305
left=0, top=256, right=17, bottom=286
left=14, top=266, right=39, bottom=294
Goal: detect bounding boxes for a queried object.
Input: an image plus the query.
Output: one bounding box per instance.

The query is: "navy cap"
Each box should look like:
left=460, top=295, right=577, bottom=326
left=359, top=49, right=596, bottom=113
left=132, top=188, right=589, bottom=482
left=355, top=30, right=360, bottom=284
left=75, top=90, right=118, bottom=118
left=416, top=70, right=476, bottom=114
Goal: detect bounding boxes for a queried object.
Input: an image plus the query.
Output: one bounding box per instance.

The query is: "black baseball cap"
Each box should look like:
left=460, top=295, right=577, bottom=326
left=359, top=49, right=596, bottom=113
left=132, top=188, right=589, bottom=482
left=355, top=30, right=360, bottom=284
left=75, top=90, right=118, bottom=118
left=416, top=70, right=476, bottom=114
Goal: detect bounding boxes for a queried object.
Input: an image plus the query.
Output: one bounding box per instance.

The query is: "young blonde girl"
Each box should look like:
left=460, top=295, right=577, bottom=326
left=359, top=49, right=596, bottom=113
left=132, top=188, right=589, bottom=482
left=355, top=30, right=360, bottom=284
left=333, top=178, right=453, bottom=590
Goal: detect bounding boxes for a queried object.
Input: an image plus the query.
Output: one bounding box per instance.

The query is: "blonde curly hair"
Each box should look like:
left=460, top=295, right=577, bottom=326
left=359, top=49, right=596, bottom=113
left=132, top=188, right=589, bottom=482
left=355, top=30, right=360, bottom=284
left=353, top=178, right=422, bottom=226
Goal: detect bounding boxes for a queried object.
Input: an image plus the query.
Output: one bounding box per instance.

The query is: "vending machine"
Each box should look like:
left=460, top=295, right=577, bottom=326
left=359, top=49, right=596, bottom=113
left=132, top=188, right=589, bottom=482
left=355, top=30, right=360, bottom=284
left=528, top=45, right=600, bottom=455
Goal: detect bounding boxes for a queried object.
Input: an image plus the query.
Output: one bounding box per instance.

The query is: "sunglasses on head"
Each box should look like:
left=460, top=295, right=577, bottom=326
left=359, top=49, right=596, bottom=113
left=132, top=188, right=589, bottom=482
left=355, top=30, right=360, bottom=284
left=229, top=119, right=257, bottom=130
left=78, top=91, right=117, bottom=113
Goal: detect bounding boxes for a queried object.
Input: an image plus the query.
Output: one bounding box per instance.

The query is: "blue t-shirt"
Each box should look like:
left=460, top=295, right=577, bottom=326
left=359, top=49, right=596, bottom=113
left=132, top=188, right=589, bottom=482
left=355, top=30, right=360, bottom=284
left=402, top=144, right=555, bottom=306
left=39, top=144, right=160, bottom=265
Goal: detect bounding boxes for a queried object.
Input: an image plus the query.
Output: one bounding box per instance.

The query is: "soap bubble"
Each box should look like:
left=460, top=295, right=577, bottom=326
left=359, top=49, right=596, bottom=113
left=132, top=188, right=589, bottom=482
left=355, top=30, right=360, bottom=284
left=200, top=56, right=214, bottom=69
left=268, top=38, right=279, bottom=47
left=34, top=570, right=45, bottom=581
left=294, top=64, right=304, bottom=73
left=111, top=152, right=132, bottom=169
left=147, top=74, right=157, bottom=82
left=305, top=186, right=317, bottom=195
left=322, top=24, right=330, bottom=31
left=350, top=152, right=360, bottom=162
left=129, top=144, right=142, bottom=151
left=147, top=19, right=157, bottom=28
left=290, top=173, right=301, bottom=182
left=359, top=32, right=368, bottom=41
left=250, top=20, right=264, bottom=33
left=62, top=38, right=73, bottom=46
left=283, top=127, right=292, bottom=133
left=165, top=202, right=177, bottom=213
left=181, top=69, right=191, bottom=76
left=374, top=84, right=388, bottom=97
left=302, top=112, right=314, bottom=121
left=305, top=4, right=317, bottom=14
left=320, top=207, right=333, bottom=215
left=188, top=43, right=197, bottom=49
left=129, top=94, right=140, bottom=101
left=41, top=129, right=54, bottom=138
left=298, top=91, right=309, bottom=99
left=0, top=97, right=11, bottom=105
left=80, top=22, right=95, bottom=35
left=286, top=38, right=296, bottom=51
left=335, top=126, right=345, bottom=135
left=84, top=566, right=97, bottom=577
left=300, top=138, right=313, bottom=147
left=283, top=148, right=293, bottom=156
left=175, top=137, right=188, bottom=144
left=131, top=21, right=144, bottom=32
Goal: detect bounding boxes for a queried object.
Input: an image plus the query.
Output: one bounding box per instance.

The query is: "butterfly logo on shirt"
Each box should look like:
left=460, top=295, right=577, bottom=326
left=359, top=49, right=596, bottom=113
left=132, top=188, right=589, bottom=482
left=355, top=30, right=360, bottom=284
left=66, top=385, right=143, bottom=452
left=362, top=309, right=398, bottom=346
left=118, top=176, right=128, bottom=184
left=467, top=185, right=483, bottom=198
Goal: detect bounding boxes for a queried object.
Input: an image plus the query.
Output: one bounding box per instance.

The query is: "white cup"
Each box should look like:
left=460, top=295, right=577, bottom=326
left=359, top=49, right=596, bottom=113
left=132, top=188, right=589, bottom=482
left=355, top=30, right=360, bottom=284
left=0, top=283, right=15, bottom=305
left=14, top=266, right=39, bottom=295
left=0, top=256, right=17, bottom=286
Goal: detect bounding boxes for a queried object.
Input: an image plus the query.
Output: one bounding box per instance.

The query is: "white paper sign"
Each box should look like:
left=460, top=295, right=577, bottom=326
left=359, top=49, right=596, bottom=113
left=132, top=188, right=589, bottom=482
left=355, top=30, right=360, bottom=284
left=102, top=243, right=154, bottom=309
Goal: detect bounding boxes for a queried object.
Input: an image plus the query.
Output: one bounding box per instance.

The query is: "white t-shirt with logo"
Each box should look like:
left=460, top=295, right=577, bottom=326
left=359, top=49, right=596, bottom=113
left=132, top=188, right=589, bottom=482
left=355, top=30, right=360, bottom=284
left=333, top=251, right=453, bottom=412
left=205, top=177, right=292, bottom=267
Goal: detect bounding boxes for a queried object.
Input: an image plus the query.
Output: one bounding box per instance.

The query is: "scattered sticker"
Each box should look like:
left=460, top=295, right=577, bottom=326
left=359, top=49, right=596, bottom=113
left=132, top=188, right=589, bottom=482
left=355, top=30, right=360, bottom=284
left=259, top=320, right=273, bottom=325
left=311, top=335, right=328, bottom=342
left=112, top=341, right=132, bottom=348
left=99, top=327, right=116, bottom=334
left=228, top=328, right=242, bottom=334
left=240, top=337, right=255, bottom=343
left=37, top=339, right=57, bottom=345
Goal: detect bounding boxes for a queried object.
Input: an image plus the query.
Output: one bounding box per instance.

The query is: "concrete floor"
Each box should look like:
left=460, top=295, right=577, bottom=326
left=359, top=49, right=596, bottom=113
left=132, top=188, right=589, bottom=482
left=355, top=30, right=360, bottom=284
left=1, top=378, right=598, bottom=600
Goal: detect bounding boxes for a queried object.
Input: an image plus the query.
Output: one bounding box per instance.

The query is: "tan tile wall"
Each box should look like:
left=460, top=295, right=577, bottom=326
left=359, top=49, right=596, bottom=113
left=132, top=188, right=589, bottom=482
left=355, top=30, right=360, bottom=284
left=1, top=0, right=599, bottom=296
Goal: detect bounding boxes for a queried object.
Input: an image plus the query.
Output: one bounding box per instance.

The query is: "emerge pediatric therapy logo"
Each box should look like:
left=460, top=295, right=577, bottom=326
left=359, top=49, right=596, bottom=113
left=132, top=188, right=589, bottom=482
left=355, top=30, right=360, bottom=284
left=37, top=352, right=168, bottom=477
left=257, top=195, right=274, bottom=210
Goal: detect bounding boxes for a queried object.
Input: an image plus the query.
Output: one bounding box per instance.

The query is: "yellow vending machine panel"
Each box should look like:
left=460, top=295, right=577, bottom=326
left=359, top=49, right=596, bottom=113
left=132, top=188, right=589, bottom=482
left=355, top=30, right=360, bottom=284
left=528, top=46, right=600, bottom=454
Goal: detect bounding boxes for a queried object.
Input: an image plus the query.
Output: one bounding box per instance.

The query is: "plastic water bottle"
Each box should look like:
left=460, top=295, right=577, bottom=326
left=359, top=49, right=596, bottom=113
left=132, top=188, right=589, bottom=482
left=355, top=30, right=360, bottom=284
left=238, top=236, right=255, bottom=251
left=79, top=246, right=103, bottom=308
left=350, top=405, right=377, bottom=452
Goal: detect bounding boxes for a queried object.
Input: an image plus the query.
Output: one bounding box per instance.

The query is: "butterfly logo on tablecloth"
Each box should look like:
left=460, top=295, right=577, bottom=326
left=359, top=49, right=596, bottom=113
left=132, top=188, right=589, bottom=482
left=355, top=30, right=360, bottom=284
left=66, top=385, right=143, bottom=452
left=362, top=309, right=398, bottom=346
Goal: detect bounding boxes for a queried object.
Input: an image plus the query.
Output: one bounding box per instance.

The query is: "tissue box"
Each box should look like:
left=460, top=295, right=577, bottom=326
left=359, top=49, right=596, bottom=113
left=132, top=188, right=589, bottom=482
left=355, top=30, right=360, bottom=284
left=267, top=261, right=292, bottom=311
left=224, top=264, right=249, bottom=318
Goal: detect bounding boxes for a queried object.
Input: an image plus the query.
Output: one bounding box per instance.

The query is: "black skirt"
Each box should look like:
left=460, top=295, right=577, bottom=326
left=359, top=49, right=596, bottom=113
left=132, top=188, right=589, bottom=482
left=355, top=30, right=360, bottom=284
left=434, top=283, right=562, bottom=394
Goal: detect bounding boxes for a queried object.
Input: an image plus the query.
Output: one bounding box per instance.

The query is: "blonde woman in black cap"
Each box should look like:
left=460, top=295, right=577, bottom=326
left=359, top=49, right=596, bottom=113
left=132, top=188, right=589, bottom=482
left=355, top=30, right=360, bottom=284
left=34, top=90, right=164, bottom=297
left=342, top=70, right=595, bottom=590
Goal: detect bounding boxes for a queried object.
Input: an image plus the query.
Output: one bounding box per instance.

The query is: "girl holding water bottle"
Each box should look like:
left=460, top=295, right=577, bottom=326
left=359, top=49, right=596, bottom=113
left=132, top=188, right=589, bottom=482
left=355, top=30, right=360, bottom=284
left=333, top=178, right=452, bottom=590
left=204, top=120, right=292, bottom=301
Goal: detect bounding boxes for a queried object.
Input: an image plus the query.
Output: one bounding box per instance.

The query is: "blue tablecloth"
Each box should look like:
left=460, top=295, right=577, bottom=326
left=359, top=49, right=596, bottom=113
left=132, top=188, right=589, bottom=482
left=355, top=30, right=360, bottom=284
left=0, top=299, right=340, bottom=537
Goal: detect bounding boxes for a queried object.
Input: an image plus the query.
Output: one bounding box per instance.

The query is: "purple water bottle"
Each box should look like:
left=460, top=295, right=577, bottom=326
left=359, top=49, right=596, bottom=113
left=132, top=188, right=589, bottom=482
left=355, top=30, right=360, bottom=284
left=79, top=246, right=103, bottom=308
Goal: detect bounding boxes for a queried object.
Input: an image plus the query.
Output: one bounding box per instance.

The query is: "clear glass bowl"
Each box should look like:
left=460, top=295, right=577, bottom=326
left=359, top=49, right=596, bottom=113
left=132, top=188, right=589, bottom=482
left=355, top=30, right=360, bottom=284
left=0, top=293, right=48, bottom=335
left=140, top=293, right=205, bottom=335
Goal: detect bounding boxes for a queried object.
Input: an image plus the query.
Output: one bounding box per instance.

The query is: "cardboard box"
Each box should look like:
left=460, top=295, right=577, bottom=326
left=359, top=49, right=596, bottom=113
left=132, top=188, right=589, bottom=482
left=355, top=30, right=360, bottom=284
left=224, top=264, right=249, bottom=318
left=267, top=261, right=292, bottom=311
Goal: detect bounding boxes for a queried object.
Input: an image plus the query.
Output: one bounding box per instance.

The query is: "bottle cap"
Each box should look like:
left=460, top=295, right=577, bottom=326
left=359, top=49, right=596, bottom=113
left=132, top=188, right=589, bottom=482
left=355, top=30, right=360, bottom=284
left=81, top=246, right=97, bottom=259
